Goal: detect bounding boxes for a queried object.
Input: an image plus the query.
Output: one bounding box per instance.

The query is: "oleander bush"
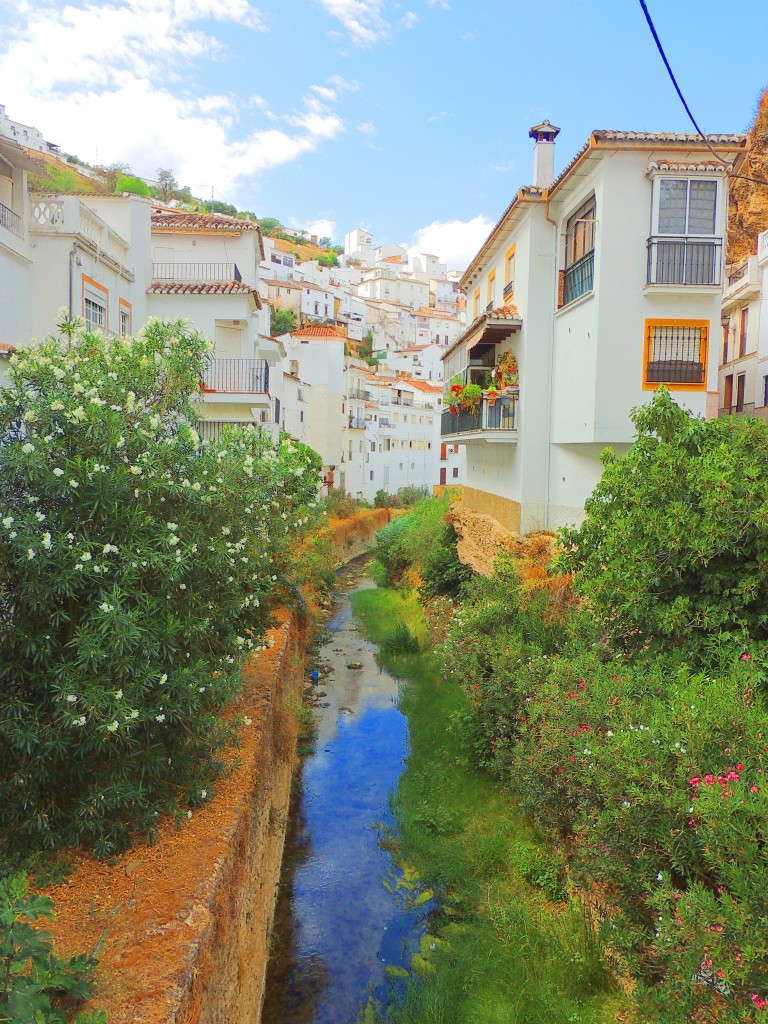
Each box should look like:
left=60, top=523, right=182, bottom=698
left=372, top=491, right=465, bottom=590
left=0, top=316, right=321, bottom=858
left=437, top=390, right=768, bottom=1020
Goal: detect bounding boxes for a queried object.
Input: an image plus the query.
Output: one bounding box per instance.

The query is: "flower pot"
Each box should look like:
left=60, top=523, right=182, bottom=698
left=487, top=392, right=498, bottom=406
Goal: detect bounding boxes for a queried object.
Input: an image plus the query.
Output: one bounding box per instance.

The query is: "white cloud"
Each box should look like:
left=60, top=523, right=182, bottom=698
left=425, top=0, right=450, bottom=7
left=401, top=10, right=418, bottom=28
left=492, top=160, right=516, bottom=174
left=0, top=2, right=353, bottom=199
left=307, top=218, right=338, bottom=241
left=427, top=110, right=455, bottom=123
left=358, top=121, right=378, bottom=135
left=316, top=0, right=388, bottom=45
left=406, top=216, right=495, bottom=272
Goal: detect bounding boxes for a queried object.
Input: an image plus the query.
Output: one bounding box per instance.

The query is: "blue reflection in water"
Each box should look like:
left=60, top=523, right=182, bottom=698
left=261, top=570, right=430, bottom=1024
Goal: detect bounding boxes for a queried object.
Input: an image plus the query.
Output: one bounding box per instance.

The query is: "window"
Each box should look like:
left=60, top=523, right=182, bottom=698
left=722, top=319, right=730, bottom=364
left=561, top=195, right=595, bottom=306
left=119, top=299, right=132, bottom=337
left=486, top=271, right=496, bottom=312
left=643, top=319, right=708, bottom=390
left=739, top=307, right=748, bottom=357
left=504, top=246, right=515, bottom=303
left=472, top=288, right=480, bottom=318
left=452, top=467, right=459, bottom=479
left=763, top=375, right=768, bottom=407
left=82, top=275, right=108, bottom=331
left=648, top=178, right=721, bottom=285
left=370, top=471, right=374, bottom=481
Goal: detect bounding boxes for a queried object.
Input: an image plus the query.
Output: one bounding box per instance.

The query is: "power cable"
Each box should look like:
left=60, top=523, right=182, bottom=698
left=637, top=0, right=768, bottom=187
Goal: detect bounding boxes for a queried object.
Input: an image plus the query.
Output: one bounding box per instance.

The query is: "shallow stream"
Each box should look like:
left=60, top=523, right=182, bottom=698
left=260, top=561, right=429, bottom=1024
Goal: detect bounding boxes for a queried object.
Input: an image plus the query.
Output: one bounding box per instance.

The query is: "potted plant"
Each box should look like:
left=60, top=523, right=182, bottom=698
left=448, top=381, right=463, bottom=414
left=493, top=351, right=519, bottom=393
left=487, top=385, right=499, bottom=407
left=459, top=383, right=482, bottom=413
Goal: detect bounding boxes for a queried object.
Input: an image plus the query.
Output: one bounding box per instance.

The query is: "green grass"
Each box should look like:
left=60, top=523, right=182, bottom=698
left=353, top=587, right=628, bottom=1024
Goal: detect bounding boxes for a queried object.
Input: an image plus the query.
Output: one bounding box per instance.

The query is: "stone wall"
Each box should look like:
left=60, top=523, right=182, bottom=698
left=451, top=498, right=519, bottom=577
left=42, top=511, right=388, bottom=1024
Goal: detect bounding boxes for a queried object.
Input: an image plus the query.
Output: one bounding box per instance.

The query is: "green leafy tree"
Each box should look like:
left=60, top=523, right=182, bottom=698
left=257, top=217, right=282, bottom=236
left=202, top=199, right=237, bottom=216
left=114, top=174, right=150, bottom=196
left=0, top=317, right=322, bottom=857
left=271, top=308, right=297, bottom=336
left=154, top=168, right=179, bottom=203
left=556, top=388, right=768, bottom=658
left=317, top=252, right=339, bottom=268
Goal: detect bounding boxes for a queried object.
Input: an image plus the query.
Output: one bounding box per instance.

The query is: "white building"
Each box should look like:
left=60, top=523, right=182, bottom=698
left=0, top=103, right=60, bottom=156
left=719, top=228, right=768, bottom=419
left=356, top=266, right=431, bottom=310
left=147, top=208, right=281, bottom=439
left=344, top=228, right=374, bottom=267
left=383, top=343, right=446, bottom=381
left=0, top=136, right=39, bottom=370
left=444, top=121, right=747, bottom=534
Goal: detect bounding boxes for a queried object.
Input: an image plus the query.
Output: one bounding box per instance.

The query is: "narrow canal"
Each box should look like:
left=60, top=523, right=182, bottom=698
left=260, top=561, right=430, bottom=1024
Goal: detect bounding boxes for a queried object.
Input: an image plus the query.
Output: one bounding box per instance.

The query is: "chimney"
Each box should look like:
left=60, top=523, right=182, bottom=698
left=528, top=120, right=560, bottom=188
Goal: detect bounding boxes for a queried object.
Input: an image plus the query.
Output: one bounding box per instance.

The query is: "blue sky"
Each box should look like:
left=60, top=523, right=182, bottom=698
left=0, top=0, right=766, bottom=267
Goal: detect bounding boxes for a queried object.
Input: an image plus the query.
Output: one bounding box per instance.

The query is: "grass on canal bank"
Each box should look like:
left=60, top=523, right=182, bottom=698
left=352, top=586, right=629, bottom=1024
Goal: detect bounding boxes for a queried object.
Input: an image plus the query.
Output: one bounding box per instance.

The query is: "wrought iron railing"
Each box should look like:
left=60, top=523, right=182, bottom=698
left=646, top=237, right=722, bottom=286
left=197, top=420, right=261, bottom=442
left=153, top=262, right=242, bottom=282
left=0, top=201, right=22, bottom=238
left=348, top=388, right=370, bottom=401
left=201, top=359, right=269, bottom=394
left=348, top=416, right=367, bottom=429
left=727, top=262, right=748, bottom=286
left=441, top=393, right=518, bottom=436
left=503, top=280, right=515, bottom=299
left=562, top=250, right=594, bottom=305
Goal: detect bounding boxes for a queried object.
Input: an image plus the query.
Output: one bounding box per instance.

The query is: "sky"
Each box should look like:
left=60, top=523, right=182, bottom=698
left=0, top=0, right=766, bottom=269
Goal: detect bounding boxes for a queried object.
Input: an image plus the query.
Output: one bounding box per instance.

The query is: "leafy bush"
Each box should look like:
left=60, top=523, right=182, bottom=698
left=322, top=489, right=368, bottom=519
left=373, top=494, right=459, bottom=586
left=556, top=389, right=768, bottom=659
left=381, top=623, right=420, bottom=655
left=114, top=174, right=151, bottom=196
left=419, top=522, right=472, bottom=599
left=0, top=317, right=321, bottom=857
left=0, top=871, right=105, bottom=1024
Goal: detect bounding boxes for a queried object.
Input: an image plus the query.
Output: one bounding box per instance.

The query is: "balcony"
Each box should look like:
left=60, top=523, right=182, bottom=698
left=646, top=237, right=722, bottom=287
left=561, top=251, right=594, bottom=306
left=348, top=416, right=366, bottom=429
left=441, top=392, right=518, bottom=442
left=200, top=358, right=269, bottom=396
left=30, top=196, right=131, bottom=272
left=153, top=262, right=242, bottom=283
left=0, top=201, right=22, bottom=238
left=722, top=255, right=760, bottom=310
left=348, top=388, right=370, bottom=401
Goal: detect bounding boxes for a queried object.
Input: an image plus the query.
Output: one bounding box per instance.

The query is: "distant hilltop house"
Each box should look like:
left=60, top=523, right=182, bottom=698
left=0, top=104, right=61, bottom=156
left=444, top=120, right=748, bottom=538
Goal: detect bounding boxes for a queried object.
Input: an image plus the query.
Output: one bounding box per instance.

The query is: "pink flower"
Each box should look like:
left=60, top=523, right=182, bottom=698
left=689, top=776, right=700, bottom=787
left=750, top=785, right=759, bottom=793
left=567, top=691, right=575, bottom=698
left=740, top=653, right=751, bottom=661
left=736, top=763, right=745, bottom=771
left=703, top=774, right=715, bottom=785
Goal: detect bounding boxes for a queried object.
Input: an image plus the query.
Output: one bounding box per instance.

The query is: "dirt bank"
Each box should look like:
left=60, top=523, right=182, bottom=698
left=40, top=509, right=390, bottom=1024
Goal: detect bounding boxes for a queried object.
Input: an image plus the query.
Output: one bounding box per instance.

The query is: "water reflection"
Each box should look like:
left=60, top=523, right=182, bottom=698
left=260, top=563, right=427, bottom=1024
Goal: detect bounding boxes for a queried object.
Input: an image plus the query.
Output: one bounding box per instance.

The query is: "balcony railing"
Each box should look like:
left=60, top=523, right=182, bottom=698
left=0, top=201, right=22, bottom=238
left=153, top=262, right=242, bottom=282
left=503, top=280, right=515, bottom=299
left=562, top=250, right=594, bottom=306
left=348, top=416, right=366, bottom=429
left=348, top=388, right=370, bottom=401
left=201, top=358, right=269, bottom=394
left=728, top=262, right=748, bottom=286
left=646, top=237, right=722, bottom=286
left=441, top=393, right=518, bottom=437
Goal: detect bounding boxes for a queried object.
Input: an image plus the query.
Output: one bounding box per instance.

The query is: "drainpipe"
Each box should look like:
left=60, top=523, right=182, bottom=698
left=68, top=241, right=79, bottom=317
left=542, top=192, right=558, bottom=530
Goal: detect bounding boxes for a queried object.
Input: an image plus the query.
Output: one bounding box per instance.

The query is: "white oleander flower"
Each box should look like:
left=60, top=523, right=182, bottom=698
left=80, top=551, right=92, bottom=561
left=27, top=548, right=36, bottom=560
left=156, top=713, right=166, bottom=722
left=107, top=720, right=119, bottom=732
left=41, top=533, right=52, bottom=550
left=2, top=516, right=13, bottom=528
left=66, top=694, right=77, bottom=703
left=22, top=442, right=35, bottom=454
left=52, top=468, right=65, bottom=477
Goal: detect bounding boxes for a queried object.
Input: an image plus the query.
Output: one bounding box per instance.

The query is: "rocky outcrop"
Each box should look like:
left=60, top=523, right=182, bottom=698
left=728, top=86, right=768, bottom=262
left=450, top=500, right=518, bottom=577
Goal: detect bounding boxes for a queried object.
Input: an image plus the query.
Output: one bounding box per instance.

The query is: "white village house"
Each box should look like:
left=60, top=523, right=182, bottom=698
left=444, top=121, right=747, bottom=533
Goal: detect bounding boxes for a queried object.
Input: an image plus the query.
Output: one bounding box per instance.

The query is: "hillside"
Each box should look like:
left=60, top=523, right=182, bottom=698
left=728, top=85, right=768, bottom=262
left=272, top=236, right=337, bottom=263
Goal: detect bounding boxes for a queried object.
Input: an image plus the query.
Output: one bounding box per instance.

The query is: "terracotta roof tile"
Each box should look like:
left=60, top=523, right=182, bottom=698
left=292, top=324, right=345, bottom=339
left=151, top=209, right=260, bottom=231
left=0, top=341, right=18, bottom=355
left=400, top=379, right=442, bottom=393
left=147, top=281, right=262, bottom=306
left=412, top=306, right=459, bottom=320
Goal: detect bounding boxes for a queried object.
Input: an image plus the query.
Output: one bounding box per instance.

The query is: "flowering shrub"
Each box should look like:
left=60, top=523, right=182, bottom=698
left=0, top=317, right=321, bottom=857
left=556, top=389, right=768, bottom=660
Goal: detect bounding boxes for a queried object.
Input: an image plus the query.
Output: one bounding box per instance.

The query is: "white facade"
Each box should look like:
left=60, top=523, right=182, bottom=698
left=344, top=228, right=374, bottom=268
left=447, top=127, right=747, bottom=534
left=356, top=267, right=430, bottom=310
left=299, top=283, right=335, bottom=323
left=0, top=104, right=59, bottom=156
left=0, top=137, right=38, bottom=373
left=383, top=343, right=446, bottom=381
left=718, top=229, right=768, bottom=420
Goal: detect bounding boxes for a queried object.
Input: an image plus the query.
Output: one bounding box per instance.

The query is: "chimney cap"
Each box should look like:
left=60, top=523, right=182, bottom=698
left=529, top=119, right=561, bottom=141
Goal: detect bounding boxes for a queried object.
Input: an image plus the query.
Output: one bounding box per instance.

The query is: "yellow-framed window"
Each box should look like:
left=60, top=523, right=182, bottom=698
left=472, top=288, right=480, bottom=318
left=486, top=272, right=496, bottom=311
left=643, top=319, right=709, bottom=391
left=503, top=246, right=515, bottom=304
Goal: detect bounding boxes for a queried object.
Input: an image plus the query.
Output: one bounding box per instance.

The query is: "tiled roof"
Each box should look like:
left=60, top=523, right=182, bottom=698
left=292, top=324, right=345, bottom=339
left=0, top=341, right=18, bottom=355
left=399, top=379, right=442, bottom=393
left=460, top=130, right=747, bottom=291
left=147, top=281, right=262, bottom=306
left=262, top=278, right=303, bottom=290
left=412, top=306, right=459, bottom=320
left=442, top=306, right=522, bottom=361
left=151, top=209, right=260, bottom=231
left=400, top=344, right=432, bottom=352
left=646, top=159, right=728, bottom=174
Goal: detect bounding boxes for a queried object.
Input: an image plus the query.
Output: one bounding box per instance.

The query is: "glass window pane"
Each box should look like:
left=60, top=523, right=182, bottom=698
left=687, top=180, right=717, bottom=234
left=658, top=179, right=687, bottom=234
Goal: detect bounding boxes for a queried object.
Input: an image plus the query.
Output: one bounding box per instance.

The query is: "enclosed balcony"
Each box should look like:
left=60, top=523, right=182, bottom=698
left=441, top=392, right=518, bottom=443
left=722, top=255, right=760, bottom=311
